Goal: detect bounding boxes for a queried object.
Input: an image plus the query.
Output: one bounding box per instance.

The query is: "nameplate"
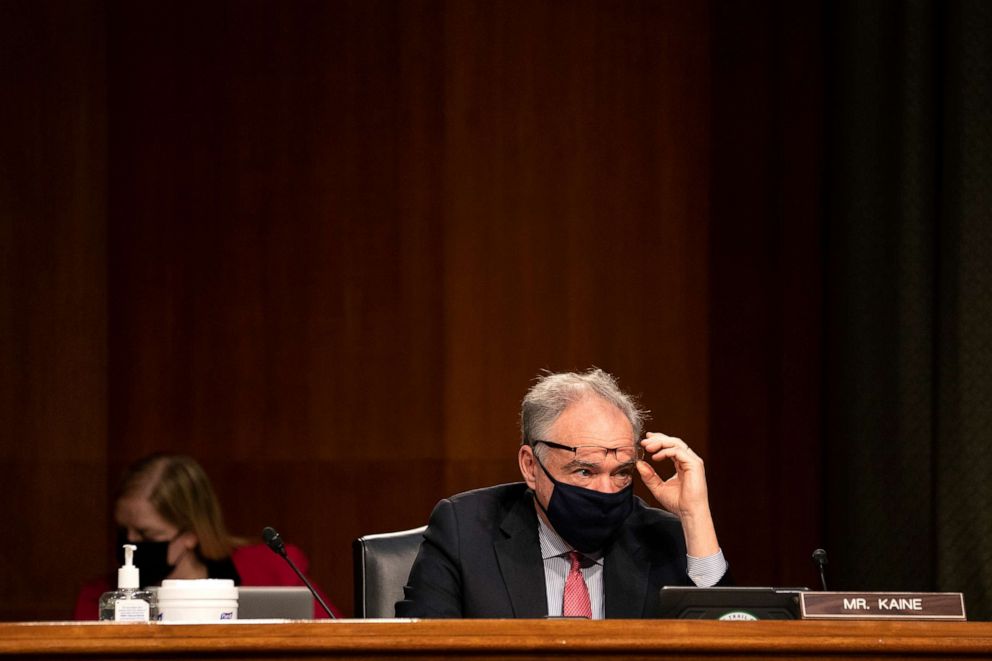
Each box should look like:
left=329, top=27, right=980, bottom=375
left=799, top=591, right=966, bottom=620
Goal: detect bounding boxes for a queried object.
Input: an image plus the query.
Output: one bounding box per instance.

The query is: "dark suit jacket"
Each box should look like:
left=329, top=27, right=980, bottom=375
left=395, top=482, right=727, bottom=618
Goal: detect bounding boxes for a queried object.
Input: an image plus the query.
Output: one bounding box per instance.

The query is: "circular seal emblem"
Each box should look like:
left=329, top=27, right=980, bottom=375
left=718, top=610, right=759, bottom=621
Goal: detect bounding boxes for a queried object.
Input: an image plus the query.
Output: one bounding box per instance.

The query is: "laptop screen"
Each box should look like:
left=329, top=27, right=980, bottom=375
left=656, top=587, right=804, bottom=620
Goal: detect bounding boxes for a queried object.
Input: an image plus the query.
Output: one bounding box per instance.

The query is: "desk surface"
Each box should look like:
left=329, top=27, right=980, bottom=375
left=2, top=618, right=992, bottom=659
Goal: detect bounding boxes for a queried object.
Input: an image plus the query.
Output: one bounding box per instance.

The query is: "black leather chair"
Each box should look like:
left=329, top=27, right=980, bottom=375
left=352, top=525, right=427, bottom=618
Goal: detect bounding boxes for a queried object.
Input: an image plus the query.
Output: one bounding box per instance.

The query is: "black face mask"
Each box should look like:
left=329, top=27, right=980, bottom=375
left=534, top=453, right=634, bottom=553
left=115, top=529, right=178, bottom=588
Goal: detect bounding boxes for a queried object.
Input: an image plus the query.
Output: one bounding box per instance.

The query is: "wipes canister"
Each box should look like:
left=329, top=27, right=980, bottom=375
left=157, top=579, right=238, bottom=622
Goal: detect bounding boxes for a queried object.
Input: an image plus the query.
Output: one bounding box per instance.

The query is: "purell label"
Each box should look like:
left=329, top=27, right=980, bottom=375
left=115, top=598, right=151, bottom=622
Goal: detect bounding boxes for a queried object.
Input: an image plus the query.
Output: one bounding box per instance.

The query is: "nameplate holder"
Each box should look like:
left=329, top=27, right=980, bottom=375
left=799, top=591, right=966, bottom=621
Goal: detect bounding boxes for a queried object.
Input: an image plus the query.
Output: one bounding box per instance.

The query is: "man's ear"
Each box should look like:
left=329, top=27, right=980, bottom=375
left=518, top=444, right=538, bottom=490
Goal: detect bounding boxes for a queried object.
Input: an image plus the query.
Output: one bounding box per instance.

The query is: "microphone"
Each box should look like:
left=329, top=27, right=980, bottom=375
left=811, top=548, right=829, bottom=591
left=262, top=526, right=336, bottom=619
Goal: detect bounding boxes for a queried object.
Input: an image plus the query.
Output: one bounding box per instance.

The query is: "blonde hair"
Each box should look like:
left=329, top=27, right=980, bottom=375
left=117, top=453, right=236, bottom=561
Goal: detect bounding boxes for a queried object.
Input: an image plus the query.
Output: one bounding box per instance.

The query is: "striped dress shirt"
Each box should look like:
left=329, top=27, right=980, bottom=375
left=537, top=513, right=728, bottom=619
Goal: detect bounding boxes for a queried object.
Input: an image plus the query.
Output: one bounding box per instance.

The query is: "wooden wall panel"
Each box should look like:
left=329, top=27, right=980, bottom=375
left=105, top=0, right=448, bottom=616
left=0, top=0, right=108, bottom=620
left=708, top=1, right=824, bottom=589
left=102, top=0, right=714, bottom=616
left=439, top=1, right=712, bottom=493
left=0, top=0, right=823, bottom=620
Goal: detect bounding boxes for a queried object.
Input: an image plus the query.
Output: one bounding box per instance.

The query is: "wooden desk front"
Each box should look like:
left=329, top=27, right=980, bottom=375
left=2, top=618, right=991, bottom=659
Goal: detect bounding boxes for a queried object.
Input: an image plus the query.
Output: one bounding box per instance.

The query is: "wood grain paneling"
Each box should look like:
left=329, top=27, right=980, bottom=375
left=0, top=0, right=108, bottom=620
left=439, top=1, right=713, bottom=495
left=708, top=0, right=823, bottom=589
left=0, top=0, right=823, bottom=620
left=3, top=620, right=992, bottom=658
left=103, top=0, right=716, bottom=616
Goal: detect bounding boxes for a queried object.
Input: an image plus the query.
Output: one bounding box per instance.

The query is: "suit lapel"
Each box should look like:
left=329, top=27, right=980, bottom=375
left=494, top=491, right=548, bottom=618
left=604, top=528, right=651, bottom=618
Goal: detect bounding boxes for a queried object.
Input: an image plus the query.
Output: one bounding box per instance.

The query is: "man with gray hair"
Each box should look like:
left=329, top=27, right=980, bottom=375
left=396, top=368, right=729, bottom=618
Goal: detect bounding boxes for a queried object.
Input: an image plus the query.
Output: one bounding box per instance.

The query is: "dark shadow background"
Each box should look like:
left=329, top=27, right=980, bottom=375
left=1, top=0, right=989, bottom=620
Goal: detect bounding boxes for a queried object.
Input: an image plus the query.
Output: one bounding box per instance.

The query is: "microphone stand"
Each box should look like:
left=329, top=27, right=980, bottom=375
left=263, top=526, right=336, bottom=619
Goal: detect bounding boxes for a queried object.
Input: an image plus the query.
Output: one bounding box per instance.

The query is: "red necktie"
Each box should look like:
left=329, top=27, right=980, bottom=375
left=562, top=550, right=592, bottom=618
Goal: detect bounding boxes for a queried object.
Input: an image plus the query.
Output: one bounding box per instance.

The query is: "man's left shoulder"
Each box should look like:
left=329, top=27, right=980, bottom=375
left=630, top=496, right=681, bottom=524
left=625, top=497, right=685, bottom=546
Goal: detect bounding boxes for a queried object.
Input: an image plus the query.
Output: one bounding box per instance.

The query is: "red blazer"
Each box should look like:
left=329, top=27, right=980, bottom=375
left=74, top=542, right=340, bottom=619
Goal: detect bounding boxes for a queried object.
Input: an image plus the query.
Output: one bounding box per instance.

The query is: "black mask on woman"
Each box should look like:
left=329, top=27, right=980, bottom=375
left=533, top=453, right=634, bottom=553
left=115, top=529, right=178, bottom=588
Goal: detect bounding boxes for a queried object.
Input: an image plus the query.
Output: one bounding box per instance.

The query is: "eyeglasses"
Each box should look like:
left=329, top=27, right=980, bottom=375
left=534, top=440, right=643, bottom=464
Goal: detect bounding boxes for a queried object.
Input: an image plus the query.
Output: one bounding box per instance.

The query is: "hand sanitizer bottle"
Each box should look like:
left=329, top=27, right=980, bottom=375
left=98, top=544, right=158, bottom=621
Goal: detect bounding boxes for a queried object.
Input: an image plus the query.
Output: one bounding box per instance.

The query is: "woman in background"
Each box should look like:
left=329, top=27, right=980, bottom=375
left=74, top=453, right=338, bottom=619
